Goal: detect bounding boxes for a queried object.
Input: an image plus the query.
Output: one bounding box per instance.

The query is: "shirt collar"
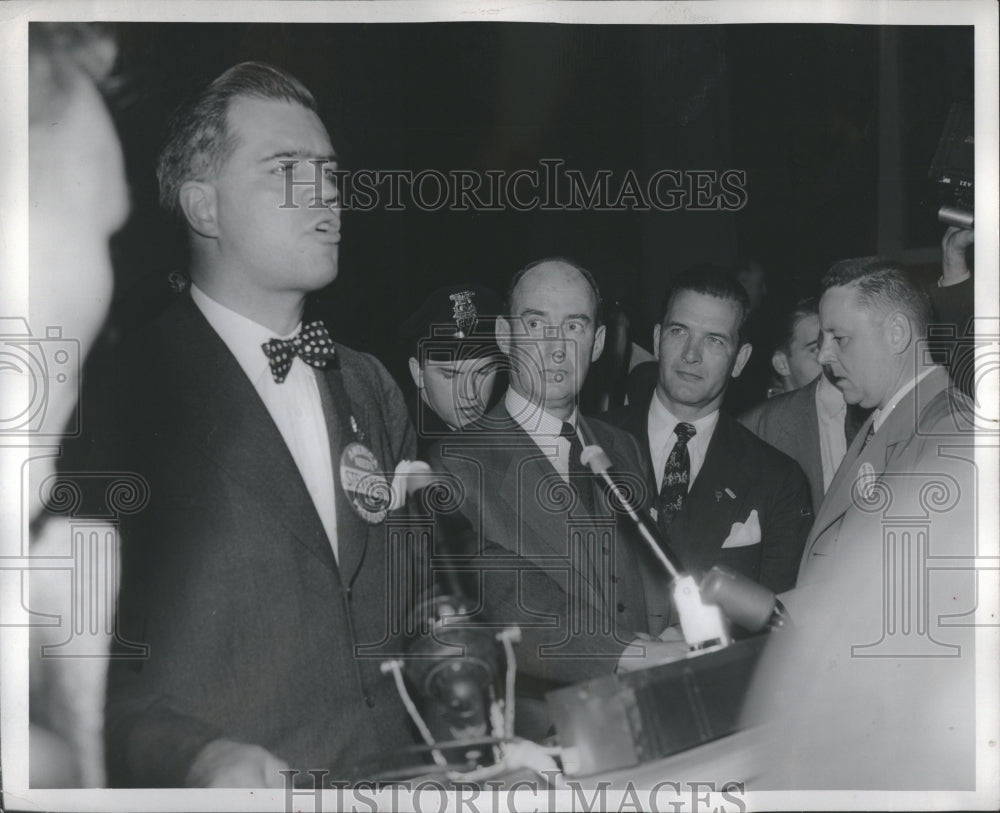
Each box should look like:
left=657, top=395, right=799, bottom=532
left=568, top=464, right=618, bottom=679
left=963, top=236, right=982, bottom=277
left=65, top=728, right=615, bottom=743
left=648, top=389, right=720, bottom=440
left=505, top=387, right=578, bottom=437
left=872, top=366, right=938, bottom=432
left=815, top=373, right=847, bottom=419
left=190, top=283, right=301, bottom=384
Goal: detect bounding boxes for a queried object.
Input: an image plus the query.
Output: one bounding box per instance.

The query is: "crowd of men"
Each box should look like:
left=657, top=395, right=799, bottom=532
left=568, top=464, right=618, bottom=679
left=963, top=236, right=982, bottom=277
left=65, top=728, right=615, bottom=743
left=26, top=42, right=981, bottom=791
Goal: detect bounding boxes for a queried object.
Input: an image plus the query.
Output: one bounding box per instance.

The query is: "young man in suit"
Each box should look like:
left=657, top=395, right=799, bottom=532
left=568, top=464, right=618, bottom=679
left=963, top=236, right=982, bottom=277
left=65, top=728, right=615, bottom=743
left=739, top=297, right=868, bottom=514
left=746, top=257, right=980, bottom=788
left=427, top=258, right=682, bottom=739
left=100, top=63, right=418, bottom=787
left=607, top=266, right=813, bottom=595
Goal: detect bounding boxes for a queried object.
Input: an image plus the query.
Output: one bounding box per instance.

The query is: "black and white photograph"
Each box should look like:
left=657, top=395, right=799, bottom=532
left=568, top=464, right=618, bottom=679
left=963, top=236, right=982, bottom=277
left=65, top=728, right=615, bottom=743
left=1, top=1, right=997, bottom=811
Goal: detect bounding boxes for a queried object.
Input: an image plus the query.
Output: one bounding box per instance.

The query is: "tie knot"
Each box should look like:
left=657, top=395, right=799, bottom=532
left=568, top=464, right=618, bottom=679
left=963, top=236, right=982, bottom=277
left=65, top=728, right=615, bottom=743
left=560, top=421, right=578, bottom=442
left=674, top=422, right=696, bottom=444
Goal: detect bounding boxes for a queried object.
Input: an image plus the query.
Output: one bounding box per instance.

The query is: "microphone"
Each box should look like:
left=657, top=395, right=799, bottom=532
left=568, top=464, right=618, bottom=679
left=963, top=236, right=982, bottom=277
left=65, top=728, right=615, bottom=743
left=398, top=464, right=501, bottom=753
left=699, top=566, right=789, bottom=634
left=579, top=445, right=685, bottom=580
left=579, top=444, right=730, bottom=649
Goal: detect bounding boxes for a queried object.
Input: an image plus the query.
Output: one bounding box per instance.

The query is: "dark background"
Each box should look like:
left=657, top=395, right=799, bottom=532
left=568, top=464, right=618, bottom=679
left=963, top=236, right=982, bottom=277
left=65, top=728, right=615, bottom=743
left=101, top=22, right=973, bottom=378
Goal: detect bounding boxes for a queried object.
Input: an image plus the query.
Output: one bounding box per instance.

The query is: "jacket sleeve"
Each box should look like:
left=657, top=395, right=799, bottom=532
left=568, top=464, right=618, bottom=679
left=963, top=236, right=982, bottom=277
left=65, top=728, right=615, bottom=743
left=758, top=455, right=814, bottom=593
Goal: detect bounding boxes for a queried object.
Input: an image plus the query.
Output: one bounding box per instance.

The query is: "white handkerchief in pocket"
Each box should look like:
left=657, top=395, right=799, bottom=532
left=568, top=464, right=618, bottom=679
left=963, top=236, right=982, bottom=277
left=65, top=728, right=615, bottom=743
left=722, top=509, right=762, bottom=548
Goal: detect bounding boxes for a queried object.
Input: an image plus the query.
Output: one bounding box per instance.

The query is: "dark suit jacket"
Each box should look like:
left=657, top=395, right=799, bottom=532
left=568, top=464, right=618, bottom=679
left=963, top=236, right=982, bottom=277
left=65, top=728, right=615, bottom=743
left=100, top=295, right=418, bottom=786
left=607, top=391, right=813, bottom=594
left=426, top=402, right=670, bottom=701
left=739, top=376, right=825, bottom=514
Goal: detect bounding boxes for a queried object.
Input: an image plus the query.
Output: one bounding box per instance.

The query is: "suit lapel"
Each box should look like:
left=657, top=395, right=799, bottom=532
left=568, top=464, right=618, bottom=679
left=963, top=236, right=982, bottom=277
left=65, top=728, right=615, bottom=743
left=318, top=364, right=372, bottom=587
left=490, top=404, right=607, bottom=603
left=670, top=413, right=754, bottom=572
left=168, top=297, right=338, bottom=574
left=798, top=379, right=824, bottom=500
left=807, top=367, right=953, bottom=547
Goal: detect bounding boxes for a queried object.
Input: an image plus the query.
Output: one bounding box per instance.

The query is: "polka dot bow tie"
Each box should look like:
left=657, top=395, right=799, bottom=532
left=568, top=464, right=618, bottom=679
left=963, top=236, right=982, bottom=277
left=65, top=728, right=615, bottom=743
left=261, top=320, right=337, bottom=383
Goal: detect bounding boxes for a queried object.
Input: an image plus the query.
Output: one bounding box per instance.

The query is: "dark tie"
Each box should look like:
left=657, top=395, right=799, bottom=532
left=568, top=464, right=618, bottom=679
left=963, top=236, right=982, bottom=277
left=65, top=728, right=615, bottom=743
left=561, top=422, right=596, bottom=517
left=262, top=320, right=337, bottom=384
left=658, top=422, right=696, bottom=527
left=844, top=403, right=871, bottom=445
left=859, top=420, right=876, bottom=452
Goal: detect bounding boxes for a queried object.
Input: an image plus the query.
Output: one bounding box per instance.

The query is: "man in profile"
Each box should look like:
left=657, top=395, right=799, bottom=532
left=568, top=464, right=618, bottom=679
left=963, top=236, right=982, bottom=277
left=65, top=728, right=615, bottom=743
left=746, top=257, right=979, bottom=788
left=101, top=63, right=417, bottom=787
left=740, top=296, right=868, bottom=514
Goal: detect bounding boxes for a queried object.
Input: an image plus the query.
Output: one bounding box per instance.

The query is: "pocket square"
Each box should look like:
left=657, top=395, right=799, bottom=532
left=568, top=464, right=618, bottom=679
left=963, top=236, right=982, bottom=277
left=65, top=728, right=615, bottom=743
left=722, top=509, right=762, bottom=548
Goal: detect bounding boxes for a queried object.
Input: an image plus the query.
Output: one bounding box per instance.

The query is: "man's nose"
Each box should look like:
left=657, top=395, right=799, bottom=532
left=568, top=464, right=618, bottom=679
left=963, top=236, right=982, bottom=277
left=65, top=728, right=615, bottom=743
left=681, top=337, right=700, bottom=363
left=817, top=338, right=836, bottom=365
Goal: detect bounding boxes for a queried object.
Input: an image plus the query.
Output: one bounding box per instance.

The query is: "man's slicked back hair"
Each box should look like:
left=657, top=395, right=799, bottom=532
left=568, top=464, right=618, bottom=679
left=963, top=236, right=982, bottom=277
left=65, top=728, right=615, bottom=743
left=821, top=257, right=933, bottom=334
left=156, top=61, right=318, bottom=217
left=505, top=256, right=604, bottom=326
left=657, top=264, right=752, bottom=345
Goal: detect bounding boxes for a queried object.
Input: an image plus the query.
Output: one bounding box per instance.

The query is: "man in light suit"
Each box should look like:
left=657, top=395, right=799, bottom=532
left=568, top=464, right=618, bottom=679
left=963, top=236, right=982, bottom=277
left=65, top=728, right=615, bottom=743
left=740, top=297, right=868, bottom=514
left=608, top=266, right=813, bottom=596
left=100, top=63, right=418, bottom=787
left=427, top=258, right=680, bottom=738
left=746, top=257, right=981, bottom=789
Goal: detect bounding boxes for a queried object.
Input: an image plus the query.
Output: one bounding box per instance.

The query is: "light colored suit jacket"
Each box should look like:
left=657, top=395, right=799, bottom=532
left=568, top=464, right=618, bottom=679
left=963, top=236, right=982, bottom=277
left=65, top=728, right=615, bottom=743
left=740, top=376, right=825, bottom=515
left=746, top=365, right=981, bottom=789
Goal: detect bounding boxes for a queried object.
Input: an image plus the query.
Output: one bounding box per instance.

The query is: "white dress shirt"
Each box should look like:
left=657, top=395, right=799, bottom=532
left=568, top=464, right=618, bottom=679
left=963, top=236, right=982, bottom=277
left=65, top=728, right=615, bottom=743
left=647, top=391, right=720, bottom=491
left=815, top=374, right=848, bottom=491
left=505, top=388, right=579, bottom=481
left=871, top=366, right=938, bottom=433
left=191, top=284, right=339, bottom=559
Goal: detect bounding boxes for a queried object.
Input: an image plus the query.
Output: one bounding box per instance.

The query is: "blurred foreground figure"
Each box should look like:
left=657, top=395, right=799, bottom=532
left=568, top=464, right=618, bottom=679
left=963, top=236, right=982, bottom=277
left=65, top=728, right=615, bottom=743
left=26, top=22, right=129, bottom=787
left=744, top=257, right=979, bottom=789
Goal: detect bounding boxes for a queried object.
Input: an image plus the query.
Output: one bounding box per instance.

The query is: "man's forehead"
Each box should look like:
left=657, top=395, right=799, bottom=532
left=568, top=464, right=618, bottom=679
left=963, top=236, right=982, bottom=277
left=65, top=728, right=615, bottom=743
left=513, top=263, right=596, bottom=315
left=819, top=285, right=865, bottom=329
left=226, top=95, right=333, bottom=152
left=666, top=290, right=741, bottom=331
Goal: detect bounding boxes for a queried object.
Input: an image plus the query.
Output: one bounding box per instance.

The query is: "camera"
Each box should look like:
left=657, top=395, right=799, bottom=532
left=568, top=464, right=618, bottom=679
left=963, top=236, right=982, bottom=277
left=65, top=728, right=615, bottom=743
left=0, top=317, right=81, bottom=436
left=928, top=101, right=974, bottom=229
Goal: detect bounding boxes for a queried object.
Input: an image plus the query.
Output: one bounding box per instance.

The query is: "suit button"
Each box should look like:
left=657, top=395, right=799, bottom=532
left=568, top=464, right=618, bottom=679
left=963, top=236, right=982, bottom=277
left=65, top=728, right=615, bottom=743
left=364, top=693, right=375, bottom=708
left=616, top=602, right=625, bottom=613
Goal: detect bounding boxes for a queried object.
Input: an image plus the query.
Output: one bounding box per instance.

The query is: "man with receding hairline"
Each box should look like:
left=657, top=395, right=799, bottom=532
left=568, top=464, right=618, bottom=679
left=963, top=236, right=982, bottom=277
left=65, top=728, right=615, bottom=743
left=428, top=257, right=679, bottom=740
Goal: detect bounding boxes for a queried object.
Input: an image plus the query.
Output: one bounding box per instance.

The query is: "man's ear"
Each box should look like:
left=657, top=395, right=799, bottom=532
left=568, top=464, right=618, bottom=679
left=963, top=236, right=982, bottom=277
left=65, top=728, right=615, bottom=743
left=652, top=324, right=661, bottom=361
left=178, top=181, right=219, bottom=238
left=884, top=310, right=913, bottom=355
left=731, top=343, right=753, bottom=378
left=771, top=349, right=791, bottom=378
left=495, top=315, right=513, bottom=357
left=591, top=324, right=606, bottom=362
left=407, top=357, right=423, bottom=389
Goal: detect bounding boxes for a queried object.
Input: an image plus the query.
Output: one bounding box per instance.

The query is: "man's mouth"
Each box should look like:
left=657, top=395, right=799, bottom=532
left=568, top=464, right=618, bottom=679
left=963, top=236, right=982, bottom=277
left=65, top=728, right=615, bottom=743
left=674, top=369, right=702, bottom=381
left=314, top=220, right=341, bottom=241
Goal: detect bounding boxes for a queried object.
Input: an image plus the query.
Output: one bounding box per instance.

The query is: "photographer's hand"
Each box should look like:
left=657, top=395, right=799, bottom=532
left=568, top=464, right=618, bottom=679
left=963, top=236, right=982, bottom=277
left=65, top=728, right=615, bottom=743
left=940, top=226, right=973, bottom=287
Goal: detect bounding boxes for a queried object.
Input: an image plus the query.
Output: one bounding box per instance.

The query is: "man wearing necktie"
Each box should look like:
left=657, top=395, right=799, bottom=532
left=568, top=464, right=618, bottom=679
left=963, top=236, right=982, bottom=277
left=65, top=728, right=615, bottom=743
left=427, top=258, right=680, bottom=740
left=745, top=257, right=980, bottom=789
left=608, top=265, right=813, bottom=600
left=96, top=63, right=417, bottom=787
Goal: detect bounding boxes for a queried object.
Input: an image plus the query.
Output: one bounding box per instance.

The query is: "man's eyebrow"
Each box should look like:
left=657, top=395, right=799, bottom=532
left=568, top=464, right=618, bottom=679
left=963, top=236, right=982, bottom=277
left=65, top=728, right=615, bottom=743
left=518, top=308, right=592, bottom=323
left=260, top=150, right=338, bottom=164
